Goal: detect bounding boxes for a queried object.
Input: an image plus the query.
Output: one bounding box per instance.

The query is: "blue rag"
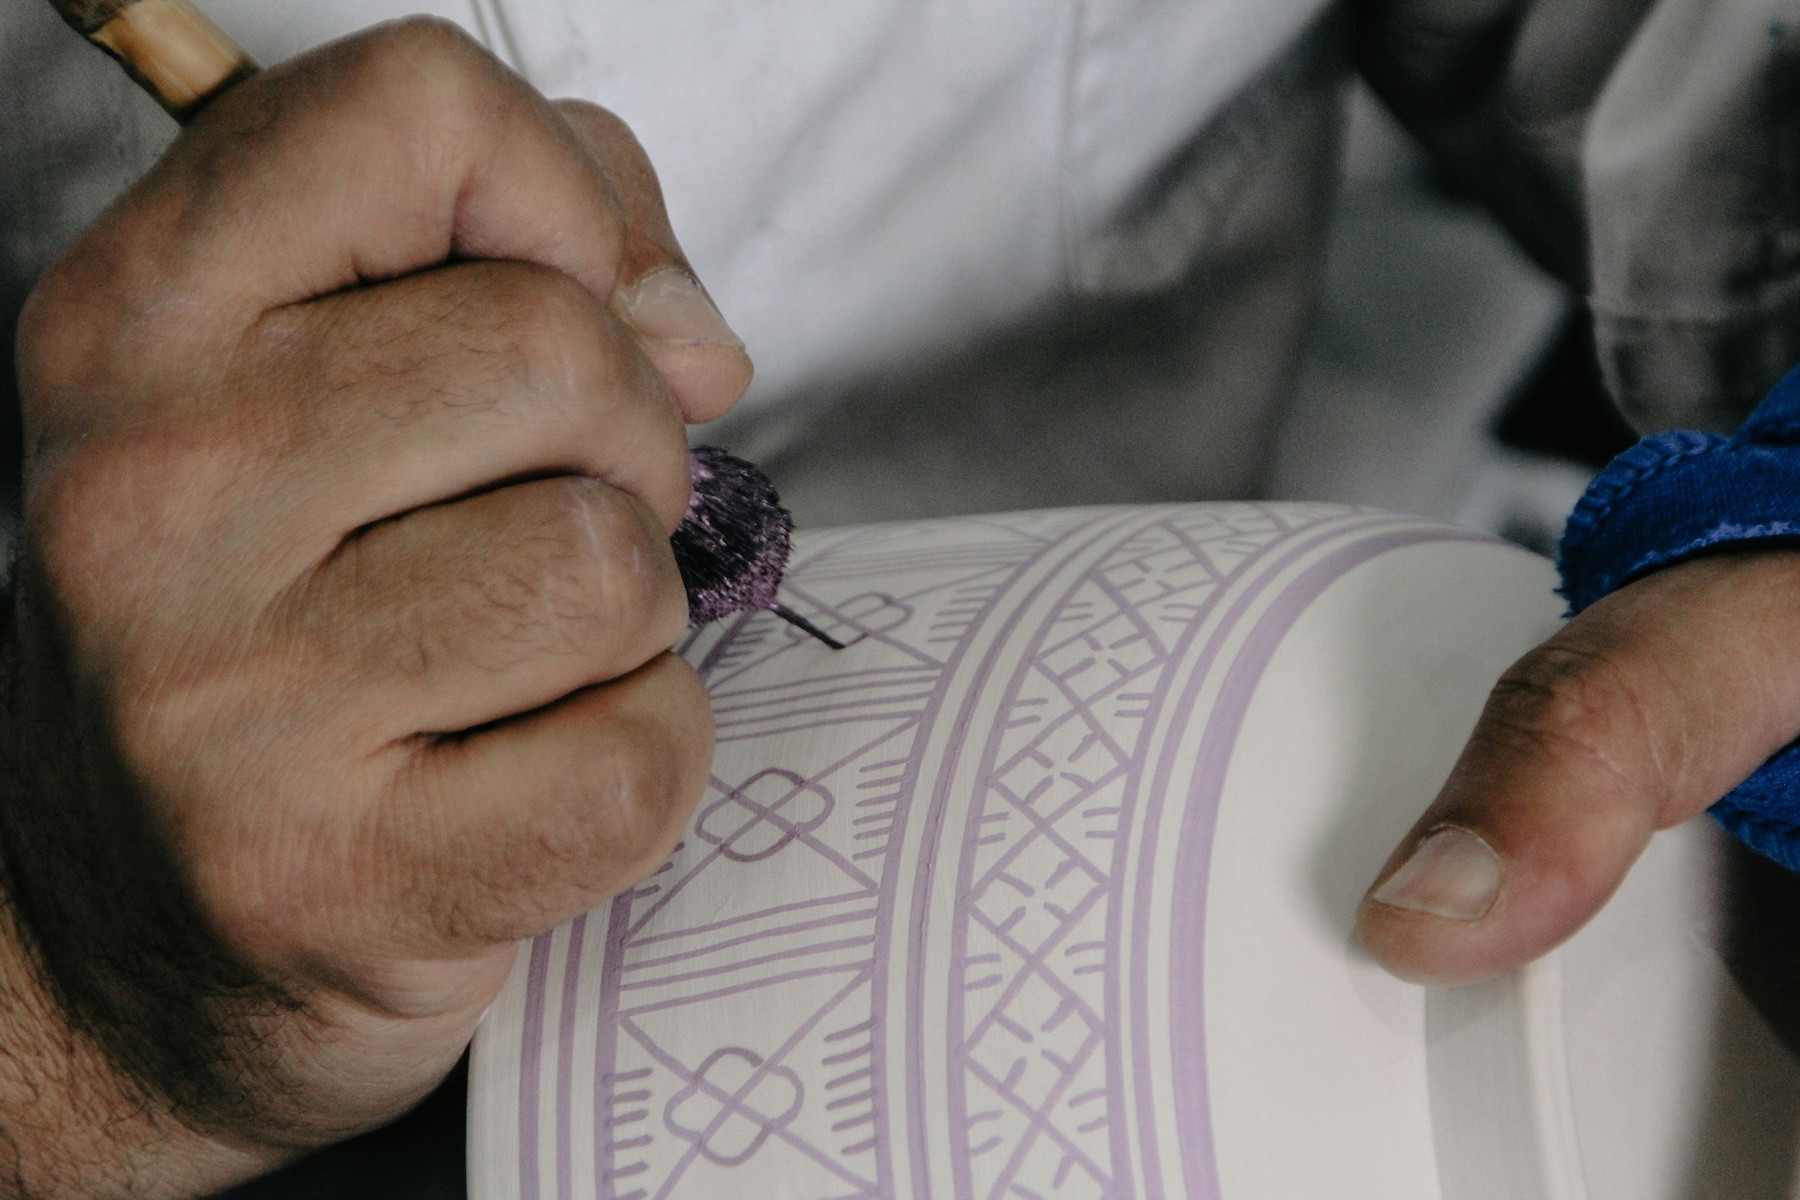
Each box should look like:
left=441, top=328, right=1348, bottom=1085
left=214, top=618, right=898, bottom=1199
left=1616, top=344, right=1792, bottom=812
left=1559, top=365, right=1800, bottom=869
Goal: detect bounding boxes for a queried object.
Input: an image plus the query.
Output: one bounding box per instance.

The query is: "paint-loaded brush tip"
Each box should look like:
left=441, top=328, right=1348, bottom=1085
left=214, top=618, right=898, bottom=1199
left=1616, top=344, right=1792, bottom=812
left=672, top=446, right=841, bottom=650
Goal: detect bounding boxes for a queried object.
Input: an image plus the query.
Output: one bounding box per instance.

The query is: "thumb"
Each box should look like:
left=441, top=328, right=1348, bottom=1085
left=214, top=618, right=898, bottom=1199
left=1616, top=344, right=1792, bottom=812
left=553, top=98, right=754, bottom=424
left=1358, top=548, right=1800, bottom=985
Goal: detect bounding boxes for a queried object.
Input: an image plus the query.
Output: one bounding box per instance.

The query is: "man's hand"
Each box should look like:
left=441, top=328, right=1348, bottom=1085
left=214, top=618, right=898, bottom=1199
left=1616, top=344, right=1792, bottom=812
left=1360, top=549, right=1800, bottom=984
left=0, top=18, right=750, bottom=1197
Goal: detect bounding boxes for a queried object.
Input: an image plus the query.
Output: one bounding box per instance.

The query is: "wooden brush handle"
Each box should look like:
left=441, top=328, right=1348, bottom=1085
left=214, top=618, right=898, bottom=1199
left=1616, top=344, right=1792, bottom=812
left=48, top=0, right=256, bottom=122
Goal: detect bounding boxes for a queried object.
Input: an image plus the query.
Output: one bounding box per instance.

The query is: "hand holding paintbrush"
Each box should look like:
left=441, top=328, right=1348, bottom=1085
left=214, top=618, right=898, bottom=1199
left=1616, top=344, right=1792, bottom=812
left=0, top=14, right=788, bottom=1195
left=47, top=0, right=839, bottom=647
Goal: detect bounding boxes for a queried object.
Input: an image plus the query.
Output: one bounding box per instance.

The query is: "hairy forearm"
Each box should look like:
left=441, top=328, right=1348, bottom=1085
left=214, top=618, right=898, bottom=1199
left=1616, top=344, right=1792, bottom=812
left=0, top=581, right=280, bottom=1198
left=0, top=19, right=732, bottom=1193
left=0, top=925, right=263, bottom=1199
left=0, top=560, right=291, bottom=1114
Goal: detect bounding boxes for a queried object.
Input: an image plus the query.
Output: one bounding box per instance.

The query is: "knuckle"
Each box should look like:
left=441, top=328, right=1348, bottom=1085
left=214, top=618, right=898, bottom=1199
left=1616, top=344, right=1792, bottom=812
left=1491, top=640, right=1622, bottom=724
left=13, top=255, right=146, bottom=426
left=307, top=264, right=627, bottom=436
left=376, top=12, right=482, bottom=53
left=542, top=479, right=681, bottom=632
left=365, top=15, right=489, bottom=83
left=25, top=434, right=224, bottom=598
left=571, top=743, right=686, bottom=873
left=472, top=480, right=680, bottom=662
left=387, top=264, right=627, bottom=431
left=557, top=99, right=653, bottom=171
left=561, top=674, right=710, bottom=874
left=1480, top=638, right=1644, bottom=774
left=470, top=280, right=686, bottom=519
left=490, top=267, right=621, bottom=403
left=16, top=273, right=97, bottom=399
left=472, top=682, right=705, bottom=939
left=348, top=17, right=509, bottom=134
left=558, top=97, right=631, bottom=138
left=424, top=661, right=711, bottom=945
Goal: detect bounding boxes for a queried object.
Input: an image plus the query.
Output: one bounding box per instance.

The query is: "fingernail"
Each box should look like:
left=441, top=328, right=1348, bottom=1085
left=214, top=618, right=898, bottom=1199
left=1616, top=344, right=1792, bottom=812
left=1370, top=825, right=1501, bottom=921
left=616, top=268, right=743, bottom=348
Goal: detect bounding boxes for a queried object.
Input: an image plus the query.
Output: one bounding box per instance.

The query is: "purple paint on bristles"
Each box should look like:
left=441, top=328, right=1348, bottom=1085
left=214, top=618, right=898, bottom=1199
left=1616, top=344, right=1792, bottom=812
left=671, top=446, right=842, bottom=648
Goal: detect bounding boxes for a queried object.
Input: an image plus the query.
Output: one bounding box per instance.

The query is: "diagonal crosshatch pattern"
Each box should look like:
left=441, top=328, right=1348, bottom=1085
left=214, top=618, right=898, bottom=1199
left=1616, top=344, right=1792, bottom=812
left=949, top=508, right=1289, bottom=1200
left=491, top=501, right=1443, bottom=1200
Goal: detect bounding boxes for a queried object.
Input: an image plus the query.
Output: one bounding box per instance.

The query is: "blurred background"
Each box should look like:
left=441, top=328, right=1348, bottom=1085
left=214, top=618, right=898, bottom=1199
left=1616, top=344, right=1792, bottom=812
left=1270, top=79, right=1636, bottom=559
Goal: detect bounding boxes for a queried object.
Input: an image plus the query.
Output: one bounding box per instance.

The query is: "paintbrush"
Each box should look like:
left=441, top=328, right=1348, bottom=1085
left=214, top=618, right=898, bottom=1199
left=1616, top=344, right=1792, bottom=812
left=47, top=0, right=254, bottom=121
left=42, top=0, right=840, bottom=649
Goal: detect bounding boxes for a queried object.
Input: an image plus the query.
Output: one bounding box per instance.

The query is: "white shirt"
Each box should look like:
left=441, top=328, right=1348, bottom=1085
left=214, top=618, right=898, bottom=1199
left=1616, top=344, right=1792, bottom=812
left=0, top=0, right=1342, bottom=523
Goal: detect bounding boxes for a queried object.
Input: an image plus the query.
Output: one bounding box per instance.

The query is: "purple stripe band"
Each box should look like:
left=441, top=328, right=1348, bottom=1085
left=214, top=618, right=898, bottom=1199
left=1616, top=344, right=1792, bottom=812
left=1166, top=526, right=1488, bottom=1196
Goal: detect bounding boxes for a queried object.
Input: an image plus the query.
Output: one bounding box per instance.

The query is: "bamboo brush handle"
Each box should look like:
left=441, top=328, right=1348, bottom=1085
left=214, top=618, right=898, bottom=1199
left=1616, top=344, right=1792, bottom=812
left=48, top=0, right=256, bottom=122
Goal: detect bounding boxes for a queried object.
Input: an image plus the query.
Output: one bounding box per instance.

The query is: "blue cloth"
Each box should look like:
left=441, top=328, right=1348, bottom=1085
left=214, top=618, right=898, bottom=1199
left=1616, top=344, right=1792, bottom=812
left=1559, top=365, right=1800, bottom=870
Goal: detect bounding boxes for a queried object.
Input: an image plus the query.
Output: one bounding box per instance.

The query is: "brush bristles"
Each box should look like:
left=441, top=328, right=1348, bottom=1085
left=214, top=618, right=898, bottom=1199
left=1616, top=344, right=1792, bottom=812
left=671, top=447, right=794, bottom=627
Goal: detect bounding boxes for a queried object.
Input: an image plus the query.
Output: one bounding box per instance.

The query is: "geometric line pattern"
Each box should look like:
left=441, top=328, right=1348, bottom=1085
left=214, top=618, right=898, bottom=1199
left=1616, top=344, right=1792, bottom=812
left=944, top=506, right=1304, bottom=1200
left=488, top=502, right=1457, bottom=1200
left=596, top=513, right=1079, bottom=1200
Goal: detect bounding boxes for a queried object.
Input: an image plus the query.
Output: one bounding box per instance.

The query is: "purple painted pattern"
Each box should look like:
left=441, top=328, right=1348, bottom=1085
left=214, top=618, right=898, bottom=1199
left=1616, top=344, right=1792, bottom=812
left=485, top=504, right=1474, bottom=1200
left=939, top=512, right=1265, bottom=1200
